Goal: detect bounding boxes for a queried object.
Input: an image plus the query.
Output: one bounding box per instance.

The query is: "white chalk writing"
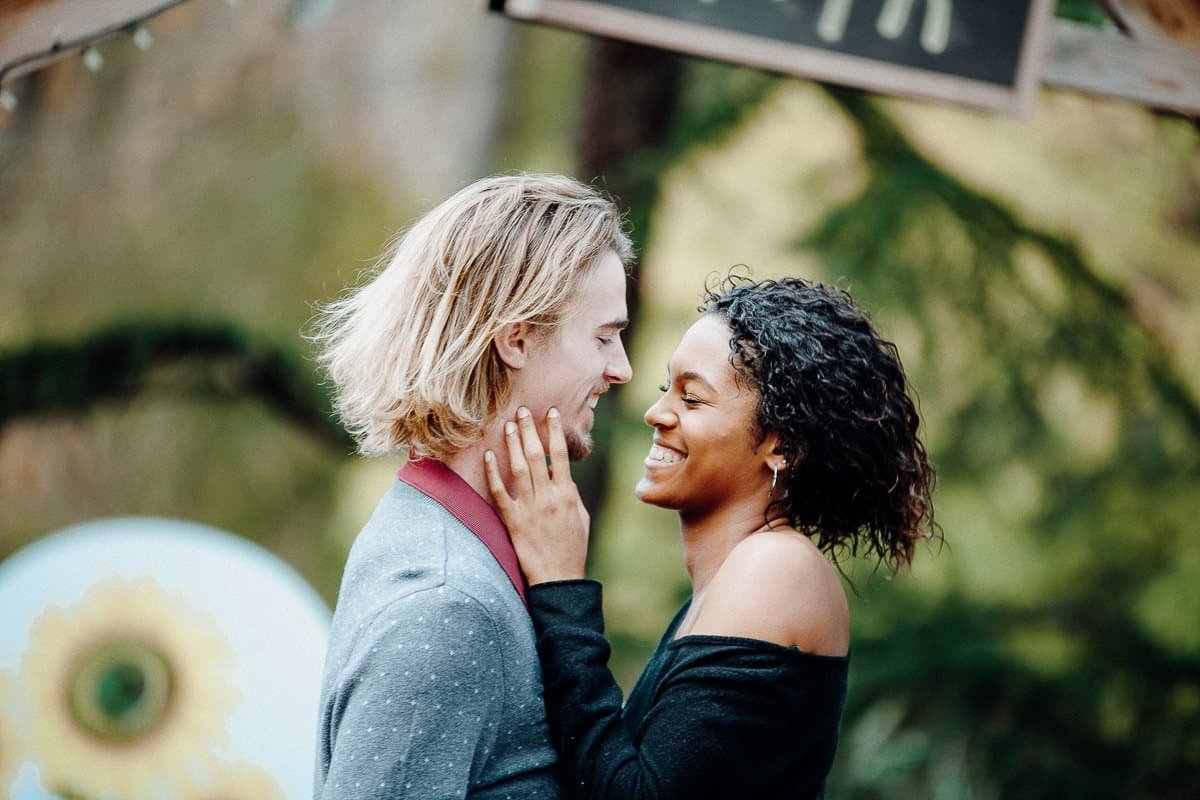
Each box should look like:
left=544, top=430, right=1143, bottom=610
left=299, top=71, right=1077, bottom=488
left=817, top=0, right=953, bottom=55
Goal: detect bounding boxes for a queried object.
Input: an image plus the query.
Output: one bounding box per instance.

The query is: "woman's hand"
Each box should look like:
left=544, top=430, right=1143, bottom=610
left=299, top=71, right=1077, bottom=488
left=484, top=406, right=590, bottom=585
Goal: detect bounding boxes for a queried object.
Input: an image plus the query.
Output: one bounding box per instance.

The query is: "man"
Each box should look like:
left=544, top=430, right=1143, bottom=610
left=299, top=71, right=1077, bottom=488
left=312, top=173, right=633, bottom=799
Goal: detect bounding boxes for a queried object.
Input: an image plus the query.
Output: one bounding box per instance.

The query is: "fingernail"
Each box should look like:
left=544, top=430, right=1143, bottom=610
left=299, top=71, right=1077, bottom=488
left=485, top=451, right=494, bottom=462
left=548, top=407, right=559, bottom=419
left=517, top=406, right=530, bottom=419
left=505, top=422, right=516, bottom=435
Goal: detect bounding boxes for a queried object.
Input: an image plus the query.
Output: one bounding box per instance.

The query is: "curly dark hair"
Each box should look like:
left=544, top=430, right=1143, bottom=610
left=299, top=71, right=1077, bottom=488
left=701, top=273, right=937, bottom=572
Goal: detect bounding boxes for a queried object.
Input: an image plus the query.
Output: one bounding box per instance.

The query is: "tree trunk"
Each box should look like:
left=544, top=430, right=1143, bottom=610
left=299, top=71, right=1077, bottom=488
left=572, top=38, right=683, bottom=530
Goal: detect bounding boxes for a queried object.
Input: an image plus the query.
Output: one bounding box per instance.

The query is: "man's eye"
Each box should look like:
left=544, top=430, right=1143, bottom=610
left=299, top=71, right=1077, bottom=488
left=658, top=383, right=669, bottom=393
left=598, top=337, right=613, bottom=346
left=682, top=395, right=701, bottom=405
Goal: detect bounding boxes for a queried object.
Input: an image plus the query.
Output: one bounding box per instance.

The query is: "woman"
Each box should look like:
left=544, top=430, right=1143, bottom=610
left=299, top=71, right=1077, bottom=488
left=483, top=275, right=936, bottom=799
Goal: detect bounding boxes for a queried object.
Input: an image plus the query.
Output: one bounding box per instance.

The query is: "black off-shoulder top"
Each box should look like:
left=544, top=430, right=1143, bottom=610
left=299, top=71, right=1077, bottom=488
left=527, top=579, right=849, bottom=800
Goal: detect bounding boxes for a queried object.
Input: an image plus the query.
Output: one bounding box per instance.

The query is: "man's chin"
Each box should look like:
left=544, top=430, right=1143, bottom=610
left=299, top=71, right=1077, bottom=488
left=566, top=430, right=592, bottom=462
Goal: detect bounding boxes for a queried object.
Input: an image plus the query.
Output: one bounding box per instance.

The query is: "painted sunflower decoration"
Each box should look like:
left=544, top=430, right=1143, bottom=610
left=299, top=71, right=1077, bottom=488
left=21, top=576, right=238, bottom=800
left=0, top=517, right=331, bottom=800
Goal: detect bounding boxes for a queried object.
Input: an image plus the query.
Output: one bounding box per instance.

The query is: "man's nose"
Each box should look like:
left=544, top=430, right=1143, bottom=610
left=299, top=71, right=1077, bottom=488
left=605, top=342, right=633, bottom=384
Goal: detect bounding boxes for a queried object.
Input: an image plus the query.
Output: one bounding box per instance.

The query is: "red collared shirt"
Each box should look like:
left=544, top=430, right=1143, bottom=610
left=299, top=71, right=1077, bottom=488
left=398, top=458, right=528, bottom=605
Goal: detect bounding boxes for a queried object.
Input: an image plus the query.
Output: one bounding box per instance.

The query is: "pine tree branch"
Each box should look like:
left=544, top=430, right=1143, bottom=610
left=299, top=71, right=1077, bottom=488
left=0, top=320, right=352, bottom=451
left=819, top=86, right=1200, bottom=445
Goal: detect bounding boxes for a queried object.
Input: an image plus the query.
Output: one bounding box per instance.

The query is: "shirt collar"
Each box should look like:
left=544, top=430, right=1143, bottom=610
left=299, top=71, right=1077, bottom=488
left=397, top=458, right=527, bottom=606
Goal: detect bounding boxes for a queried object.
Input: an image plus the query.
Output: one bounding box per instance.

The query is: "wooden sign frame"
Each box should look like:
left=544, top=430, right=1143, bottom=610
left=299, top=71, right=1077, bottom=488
left=491, top=0, right=1056, bottom=115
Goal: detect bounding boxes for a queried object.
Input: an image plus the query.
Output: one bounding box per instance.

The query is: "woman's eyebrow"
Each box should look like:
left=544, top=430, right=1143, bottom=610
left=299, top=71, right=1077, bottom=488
left=665, top=363, right=717, bottom=393
left=680, top=370, right=717, bottom=392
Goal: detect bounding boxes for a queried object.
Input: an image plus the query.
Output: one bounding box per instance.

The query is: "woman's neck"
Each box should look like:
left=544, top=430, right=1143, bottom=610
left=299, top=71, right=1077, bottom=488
left=678, top=500, right=789, bottom=596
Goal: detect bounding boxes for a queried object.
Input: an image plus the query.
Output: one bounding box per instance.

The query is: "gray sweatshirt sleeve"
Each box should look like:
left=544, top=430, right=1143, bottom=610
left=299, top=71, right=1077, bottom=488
left=320, top=587, right=506, bottom=799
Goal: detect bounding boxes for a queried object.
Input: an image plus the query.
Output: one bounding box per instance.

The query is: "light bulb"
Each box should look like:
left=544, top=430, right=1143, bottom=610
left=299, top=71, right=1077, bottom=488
left=82, top=47, right=104, bottom=72
left=133, top=26, right=154, bottom=51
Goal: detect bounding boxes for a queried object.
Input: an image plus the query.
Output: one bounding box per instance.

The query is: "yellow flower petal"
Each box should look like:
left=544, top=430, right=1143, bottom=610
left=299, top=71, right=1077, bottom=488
left=21, top=576, right=239, bottom=800
left=189, top=761, right=285, bottom=800
left=0, top=669, right=27, bottom=796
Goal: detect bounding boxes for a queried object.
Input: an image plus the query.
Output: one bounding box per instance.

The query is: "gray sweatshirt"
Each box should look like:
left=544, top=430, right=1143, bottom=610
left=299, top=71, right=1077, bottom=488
left=314, top=479, right=561, bottom=799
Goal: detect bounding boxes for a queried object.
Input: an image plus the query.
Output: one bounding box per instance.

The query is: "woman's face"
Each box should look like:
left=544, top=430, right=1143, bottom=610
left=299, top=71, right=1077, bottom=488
left=635, top=315, right=774, bottom=514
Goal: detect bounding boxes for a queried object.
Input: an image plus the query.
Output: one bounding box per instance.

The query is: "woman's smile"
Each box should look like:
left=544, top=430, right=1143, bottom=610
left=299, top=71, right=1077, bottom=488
left=645, top=441, right=686, bottom=467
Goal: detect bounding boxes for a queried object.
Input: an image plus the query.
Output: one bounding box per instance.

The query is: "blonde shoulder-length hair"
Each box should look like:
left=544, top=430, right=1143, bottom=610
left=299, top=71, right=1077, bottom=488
left=311, top=173, right=632, bottom=461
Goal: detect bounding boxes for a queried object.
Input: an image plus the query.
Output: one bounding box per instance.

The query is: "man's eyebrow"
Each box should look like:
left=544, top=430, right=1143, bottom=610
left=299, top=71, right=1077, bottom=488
left=597, top=318, right=629, bottom=332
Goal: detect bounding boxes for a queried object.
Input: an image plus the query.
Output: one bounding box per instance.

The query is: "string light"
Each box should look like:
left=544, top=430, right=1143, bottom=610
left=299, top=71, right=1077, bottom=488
left=81, top=47, right=105, bottom=73
left=133, top=26, right=155, bottom=52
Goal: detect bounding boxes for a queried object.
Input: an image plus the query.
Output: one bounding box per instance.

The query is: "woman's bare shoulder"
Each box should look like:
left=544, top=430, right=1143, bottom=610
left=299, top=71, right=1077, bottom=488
left=688, top=531, right=850, bottom=656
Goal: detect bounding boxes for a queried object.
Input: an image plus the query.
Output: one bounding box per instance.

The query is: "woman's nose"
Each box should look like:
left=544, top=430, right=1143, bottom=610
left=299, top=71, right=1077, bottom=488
left=643, top=395, right=673, bottom=428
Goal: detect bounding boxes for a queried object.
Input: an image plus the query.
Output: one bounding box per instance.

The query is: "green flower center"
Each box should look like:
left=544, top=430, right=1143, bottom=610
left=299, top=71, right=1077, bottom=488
left=68, top=640, right=173, bottom=742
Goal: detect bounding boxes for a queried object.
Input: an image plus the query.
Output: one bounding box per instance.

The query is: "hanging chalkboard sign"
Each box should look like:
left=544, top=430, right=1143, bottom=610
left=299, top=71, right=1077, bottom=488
left=490, top=0, right=1054, bottom=115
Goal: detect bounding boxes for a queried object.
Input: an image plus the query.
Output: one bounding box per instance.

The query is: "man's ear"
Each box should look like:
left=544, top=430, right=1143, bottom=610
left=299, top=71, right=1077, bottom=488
left=494, top=322, right=532, bottom=369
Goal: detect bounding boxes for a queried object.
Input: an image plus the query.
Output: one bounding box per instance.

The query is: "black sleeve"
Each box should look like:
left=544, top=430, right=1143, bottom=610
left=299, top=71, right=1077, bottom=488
left=527, top=580, right=845, bottom=800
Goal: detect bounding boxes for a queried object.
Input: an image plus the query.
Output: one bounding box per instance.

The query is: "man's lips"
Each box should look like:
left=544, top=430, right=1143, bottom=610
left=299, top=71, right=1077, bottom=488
left=585, top=385, right=610, bottom=411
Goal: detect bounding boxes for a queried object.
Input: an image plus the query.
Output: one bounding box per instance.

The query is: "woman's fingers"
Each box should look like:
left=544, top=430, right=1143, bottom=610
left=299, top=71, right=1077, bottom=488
left=483, top=408, right=590, bottom=584
left=503, top=419, right=533, bottom=496
left=516, top=407, right=550, bottom=487
left=546, top=408, right=570, bottom=483
left=483, top=450, right=514, bottom=513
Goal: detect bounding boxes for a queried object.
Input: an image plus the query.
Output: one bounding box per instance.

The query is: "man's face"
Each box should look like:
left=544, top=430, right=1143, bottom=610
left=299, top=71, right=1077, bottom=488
left=517, top=251, right=632, bottom=460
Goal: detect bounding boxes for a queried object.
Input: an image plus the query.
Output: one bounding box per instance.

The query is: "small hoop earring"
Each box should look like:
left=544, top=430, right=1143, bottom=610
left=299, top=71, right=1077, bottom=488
left=769, top=463, right=779, bottom=498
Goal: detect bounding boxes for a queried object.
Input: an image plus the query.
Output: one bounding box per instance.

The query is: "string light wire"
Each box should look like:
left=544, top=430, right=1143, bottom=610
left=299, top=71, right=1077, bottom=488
left=0, top=0, right=206, bottom=112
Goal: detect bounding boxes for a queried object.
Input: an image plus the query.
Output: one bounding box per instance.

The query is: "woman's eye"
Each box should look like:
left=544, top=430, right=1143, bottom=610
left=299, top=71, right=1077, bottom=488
left=682, top=395, right=700, bottom=405
left=657, top=383, right=669, bottom=393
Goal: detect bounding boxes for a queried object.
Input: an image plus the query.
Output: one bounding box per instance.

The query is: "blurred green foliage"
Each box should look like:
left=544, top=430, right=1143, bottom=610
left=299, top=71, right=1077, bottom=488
left=1056, top=0, right=1114, bottom=27
left=0, top=320, right=349, bottom=449
left=803, top=89, right=1200, bottom=798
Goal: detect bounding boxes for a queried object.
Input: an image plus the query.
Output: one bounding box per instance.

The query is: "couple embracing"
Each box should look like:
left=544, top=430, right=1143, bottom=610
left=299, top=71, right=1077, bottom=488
left=312, top=174, right=936, bottom=800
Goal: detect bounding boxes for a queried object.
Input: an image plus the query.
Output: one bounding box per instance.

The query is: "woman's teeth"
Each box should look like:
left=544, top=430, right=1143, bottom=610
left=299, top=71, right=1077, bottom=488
left=648, top=444, right=683, bottom=464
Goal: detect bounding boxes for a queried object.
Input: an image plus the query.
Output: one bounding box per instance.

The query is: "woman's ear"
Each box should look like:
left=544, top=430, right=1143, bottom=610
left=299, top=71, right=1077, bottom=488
left=757, top=431, right=784, bottom=471
left=494, top=322, right=532, bottom=369
left=757, top=432, right=802, bottom=472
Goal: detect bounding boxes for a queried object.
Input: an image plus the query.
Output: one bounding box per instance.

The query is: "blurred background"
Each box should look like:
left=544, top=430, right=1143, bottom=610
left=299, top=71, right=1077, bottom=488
left=1, top=0, right=1198, bottom=797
